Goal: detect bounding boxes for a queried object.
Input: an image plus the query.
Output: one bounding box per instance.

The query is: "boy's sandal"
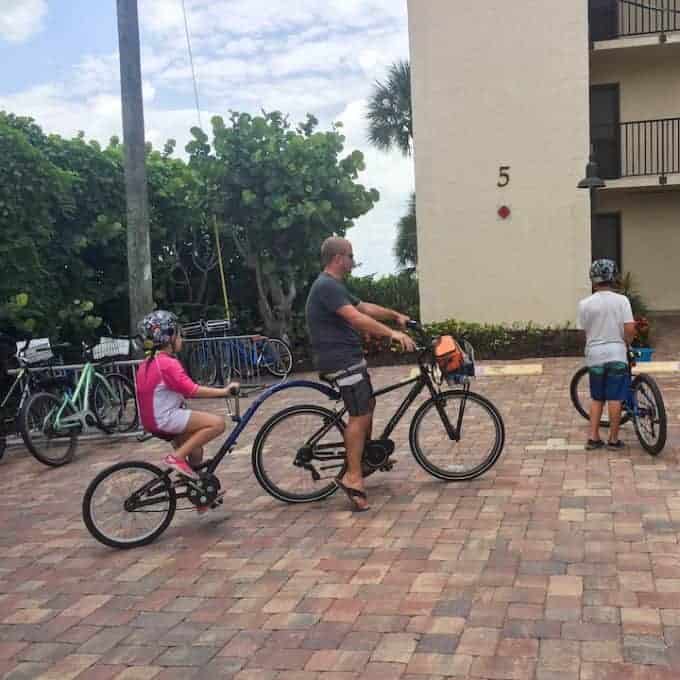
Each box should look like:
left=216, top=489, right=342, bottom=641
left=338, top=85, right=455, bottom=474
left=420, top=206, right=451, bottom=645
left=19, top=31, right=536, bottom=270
left=607, top=440, right=625, bottom=449
left=585, top=439, right=605, bottom=450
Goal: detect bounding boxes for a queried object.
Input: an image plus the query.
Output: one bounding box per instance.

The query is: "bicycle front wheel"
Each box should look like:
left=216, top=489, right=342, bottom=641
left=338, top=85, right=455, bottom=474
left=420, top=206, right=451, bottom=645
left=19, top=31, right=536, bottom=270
left=20, top=392, right=79, bottom=466
left=93, top=373, right=138, bottom=433
left=252, top=404, right=345, bottom=503
left=187, top=343, right=218, bottom=385
left=569, top=366, right=631, bottom=427
left=409, top=389, right=505, bottom=481
left=82, top=461, right=176, bottom=549
left=632, top=374, right=667, bottom=456
left=260, top=338, right=293, bottom=378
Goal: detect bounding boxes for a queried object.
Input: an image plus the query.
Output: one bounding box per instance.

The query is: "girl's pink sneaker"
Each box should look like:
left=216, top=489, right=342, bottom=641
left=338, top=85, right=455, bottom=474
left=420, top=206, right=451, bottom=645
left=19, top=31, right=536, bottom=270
left=163, top=454, right=199, bottom=479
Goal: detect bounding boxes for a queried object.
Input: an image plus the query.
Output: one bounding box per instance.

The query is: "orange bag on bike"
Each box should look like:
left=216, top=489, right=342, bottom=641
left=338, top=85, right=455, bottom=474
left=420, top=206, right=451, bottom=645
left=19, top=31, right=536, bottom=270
left=434, top=335, right=465, bottom=375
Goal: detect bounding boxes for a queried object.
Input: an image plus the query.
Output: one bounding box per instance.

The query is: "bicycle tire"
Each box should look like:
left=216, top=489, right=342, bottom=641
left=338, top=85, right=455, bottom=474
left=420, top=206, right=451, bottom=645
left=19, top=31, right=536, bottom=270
left=82, top=460, right=176, bottom=549
left=569, top=366, right=631, bottom=427
left=631, top=374, right=667, bottom=456
left=92, top=373, right=138, bottom=434
left=252, top=404, right=345, bottom=503
left=261, top=338, right=293, bottom=378
left=188, top=342, right=218, bottom=385
left=20, top=391, right=78, bottom=467
left=409, top=389, right=505, bottom=481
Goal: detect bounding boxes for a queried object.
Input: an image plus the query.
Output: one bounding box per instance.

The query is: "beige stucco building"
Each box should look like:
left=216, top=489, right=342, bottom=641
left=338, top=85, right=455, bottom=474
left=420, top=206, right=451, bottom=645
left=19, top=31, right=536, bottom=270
left=408, top=0, right=680, bottom=325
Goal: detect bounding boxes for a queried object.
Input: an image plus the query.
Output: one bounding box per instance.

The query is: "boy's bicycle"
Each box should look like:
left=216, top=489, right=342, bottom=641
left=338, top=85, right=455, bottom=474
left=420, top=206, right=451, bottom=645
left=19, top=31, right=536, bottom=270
left=21, top=338, right=138, bottom=467
left=570, top=349, right=667, bottom=455
left=81, top=323, right=504, bottom=549
left=0, top=337, right=70, bottom=461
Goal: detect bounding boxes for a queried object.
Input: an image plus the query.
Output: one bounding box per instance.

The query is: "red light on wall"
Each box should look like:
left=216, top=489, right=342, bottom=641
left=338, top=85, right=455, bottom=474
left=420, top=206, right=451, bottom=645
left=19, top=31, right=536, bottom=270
left=498, top=205, right=511, bottom=220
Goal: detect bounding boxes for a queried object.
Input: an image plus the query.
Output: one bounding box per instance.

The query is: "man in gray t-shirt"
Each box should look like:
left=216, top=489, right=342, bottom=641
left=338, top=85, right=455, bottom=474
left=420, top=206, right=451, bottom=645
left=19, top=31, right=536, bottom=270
left=305, top=236, right=415, bottom=512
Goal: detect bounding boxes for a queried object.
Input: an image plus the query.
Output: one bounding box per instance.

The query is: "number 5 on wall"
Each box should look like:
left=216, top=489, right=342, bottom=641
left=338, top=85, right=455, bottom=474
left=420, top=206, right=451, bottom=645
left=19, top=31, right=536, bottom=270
left=497, top=166, right=510, bottom=187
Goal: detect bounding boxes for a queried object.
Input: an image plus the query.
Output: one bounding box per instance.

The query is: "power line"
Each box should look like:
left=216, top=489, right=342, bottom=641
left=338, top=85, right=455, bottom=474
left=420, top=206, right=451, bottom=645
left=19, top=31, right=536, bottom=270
left=181, top=0, right=203, bottom=130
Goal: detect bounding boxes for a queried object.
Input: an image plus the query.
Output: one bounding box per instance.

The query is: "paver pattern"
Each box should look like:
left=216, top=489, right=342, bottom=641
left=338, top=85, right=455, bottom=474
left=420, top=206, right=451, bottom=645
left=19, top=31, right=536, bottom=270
left=1, top=357, right=680, bottom=679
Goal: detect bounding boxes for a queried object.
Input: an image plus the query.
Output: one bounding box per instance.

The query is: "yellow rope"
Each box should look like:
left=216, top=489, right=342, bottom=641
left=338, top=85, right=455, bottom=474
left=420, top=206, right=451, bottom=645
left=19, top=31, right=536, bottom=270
left=213, top=217, right=231, bottom=323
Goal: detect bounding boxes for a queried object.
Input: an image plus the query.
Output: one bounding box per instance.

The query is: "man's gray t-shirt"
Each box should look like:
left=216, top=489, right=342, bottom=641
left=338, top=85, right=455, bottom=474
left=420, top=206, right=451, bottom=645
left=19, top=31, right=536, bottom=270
left=306, top=273, right=363, bottom=372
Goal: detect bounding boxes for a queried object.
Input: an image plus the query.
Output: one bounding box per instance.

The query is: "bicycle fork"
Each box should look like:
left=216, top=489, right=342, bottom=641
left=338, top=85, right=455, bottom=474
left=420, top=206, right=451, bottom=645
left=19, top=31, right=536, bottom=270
left=433, top=389, right=466, bottom=442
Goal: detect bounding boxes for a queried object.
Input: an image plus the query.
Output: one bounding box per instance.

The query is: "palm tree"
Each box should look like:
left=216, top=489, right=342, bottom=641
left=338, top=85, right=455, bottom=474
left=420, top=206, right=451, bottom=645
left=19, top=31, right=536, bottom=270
left=366, top=61, right=417, bottom=268
left=394, top=192, right=417, bottom=270
left=366, top=60, right=413, bottom=156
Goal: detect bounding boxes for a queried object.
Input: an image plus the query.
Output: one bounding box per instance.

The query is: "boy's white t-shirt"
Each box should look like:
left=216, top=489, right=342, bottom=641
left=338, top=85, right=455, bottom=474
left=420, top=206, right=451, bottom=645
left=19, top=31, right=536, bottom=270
left=577, top=291, right=634, bottom=366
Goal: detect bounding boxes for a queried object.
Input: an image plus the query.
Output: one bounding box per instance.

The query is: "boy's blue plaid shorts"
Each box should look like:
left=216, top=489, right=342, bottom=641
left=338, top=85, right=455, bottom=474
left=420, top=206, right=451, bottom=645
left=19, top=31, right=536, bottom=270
left=589, top=361, right=629, bottom=402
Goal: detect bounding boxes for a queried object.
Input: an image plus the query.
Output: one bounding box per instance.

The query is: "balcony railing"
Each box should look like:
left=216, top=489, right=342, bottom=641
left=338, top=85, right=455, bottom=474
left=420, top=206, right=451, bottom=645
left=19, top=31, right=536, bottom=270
left=592, top=117, right=680, bottom=180
left=590, top=0, right=680, bottom=41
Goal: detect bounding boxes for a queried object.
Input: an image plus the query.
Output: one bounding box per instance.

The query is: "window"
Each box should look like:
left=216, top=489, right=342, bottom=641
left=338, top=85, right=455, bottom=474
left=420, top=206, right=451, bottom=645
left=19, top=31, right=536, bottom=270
left=592, top=213, right=621, bottom=269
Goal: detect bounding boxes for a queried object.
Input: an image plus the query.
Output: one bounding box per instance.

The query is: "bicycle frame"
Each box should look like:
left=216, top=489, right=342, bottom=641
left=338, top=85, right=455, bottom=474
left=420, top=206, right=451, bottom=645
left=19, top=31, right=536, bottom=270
left=127, top=378, right=338, bottom=507
left=200, top=358, right=464, bottom=474
left=0, top=368, right=25, bottom=412
left=53, top=363, right=118, bottom=431
left=123, top=346, right=475, bottom=511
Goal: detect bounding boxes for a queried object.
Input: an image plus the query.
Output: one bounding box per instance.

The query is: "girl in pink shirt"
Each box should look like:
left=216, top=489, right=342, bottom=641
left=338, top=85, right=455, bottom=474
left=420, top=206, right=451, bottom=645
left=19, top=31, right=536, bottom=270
left=136, top=311, right=238, bottom=479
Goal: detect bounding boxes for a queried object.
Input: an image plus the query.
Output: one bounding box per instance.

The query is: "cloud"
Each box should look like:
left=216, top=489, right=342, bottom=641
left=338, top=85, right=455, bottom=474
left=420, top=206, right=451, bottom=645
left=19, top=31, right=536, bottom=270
left=1, top=0, right=413, bottom=274
left=0, top=0, right=47, bottom=43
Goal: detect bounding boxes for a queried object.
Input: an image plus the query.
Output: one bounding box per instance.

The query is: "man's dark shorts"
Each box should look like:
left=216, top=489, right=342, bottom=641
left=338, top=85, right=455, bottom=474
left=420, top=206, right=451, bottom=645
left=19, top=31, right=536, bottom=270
left=589, top=361, right=629, bottom=402
left=322, top=363, right=374, bottom=417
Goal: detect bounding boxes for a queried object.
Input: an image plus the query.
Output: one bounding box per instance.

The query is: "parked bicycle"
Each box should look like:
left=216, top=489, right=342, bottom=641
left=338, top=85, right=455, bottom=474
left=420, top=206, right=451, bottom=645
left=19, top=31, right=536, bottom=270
left=183, top=318, right=292, bottom=386
left=570, top=349, right=667, bottom=455
left=221, top=334, right=292, bottom=383
left=21, top=338, right=138, bottom=467
left=0, top=337, right=70, bottom=461
left=252, top=321, right=505, bottom=504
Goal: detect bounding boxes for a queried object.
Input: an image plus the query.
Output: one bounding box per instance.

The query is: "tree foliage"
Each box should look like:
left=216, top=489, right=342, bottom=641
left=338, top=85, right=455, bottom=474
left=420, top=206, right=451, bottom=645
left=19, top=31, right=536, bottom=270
left=366, top=60, right=413, bottom=156
left=0, top=110, right=380, bottom=343
left=187, top=111, right=379, bottom=339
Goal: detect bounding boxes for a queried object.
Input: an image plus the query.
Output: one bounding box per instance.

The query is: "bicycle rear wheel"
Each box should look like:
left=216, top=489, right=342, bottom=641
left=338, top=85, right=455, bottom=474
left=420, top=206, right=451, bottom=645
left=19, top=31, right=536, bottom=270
left=260, top=338, right=293, bottom=378
left=252, top=404, right=345, bottom=503
left=20, top=392, right=78, bottom=467
left=82, top=461, right=176, bottom=549
left=632, top=374, right=667, bottom=455
left=409, top=389, right=505, bottom=481
left=93, top=373, right=138, bottom=433
left=569, top=366, right=631, bottom=427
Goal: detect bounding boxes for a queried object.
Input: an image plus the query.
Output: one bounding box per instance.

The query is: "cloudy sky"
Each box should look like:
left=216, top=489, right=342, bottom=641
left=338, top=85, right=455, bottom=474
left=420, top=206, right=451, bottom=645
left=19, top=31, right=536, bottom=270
left=0, top=0, right=414, bottom=275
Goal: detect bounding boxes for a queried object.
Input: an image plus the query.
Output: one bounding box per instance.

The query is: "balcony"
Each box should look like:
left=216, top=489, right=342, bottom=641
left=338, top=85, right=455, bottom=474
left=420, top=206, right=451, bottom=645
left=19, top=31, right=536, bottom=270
left=593, top=117, right=680, bottom=188
left=590, top=0, right=680, bottom=45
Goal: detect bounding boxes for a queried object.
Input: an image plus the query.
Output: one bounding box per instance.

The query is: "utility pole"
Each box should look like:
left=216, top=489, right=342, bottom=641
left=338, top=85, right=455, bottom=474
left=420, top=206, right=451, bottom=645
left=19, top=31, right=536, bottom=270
left=117, top=0, right=153, bottom=334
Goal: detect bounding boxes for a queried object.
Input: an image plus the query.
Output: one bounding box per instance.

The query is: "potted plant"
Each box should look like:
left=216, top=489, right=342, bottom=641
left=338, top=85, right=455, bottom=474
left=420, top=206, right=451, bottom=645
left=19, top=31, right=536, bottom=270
left=620, top=273, right=654, bottom=362
left=632, top=316, right=654, bottom=361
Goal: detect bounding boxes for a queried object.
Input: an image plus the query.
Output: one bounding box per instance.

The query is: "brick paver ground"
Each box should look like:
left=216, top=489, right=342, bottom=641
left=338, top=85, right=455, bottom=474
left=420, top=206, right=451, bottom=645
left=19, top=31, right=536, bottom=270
left=1, top=357, right=680, bottom=679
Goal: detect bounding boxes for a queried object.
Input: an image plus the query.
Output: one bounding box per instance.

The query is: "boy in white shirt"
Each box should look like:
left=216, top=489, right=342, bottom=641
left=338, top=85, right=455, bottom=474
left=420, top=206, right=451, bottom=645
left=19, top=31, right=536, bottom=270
left=577, top=259, right=636, bottom=450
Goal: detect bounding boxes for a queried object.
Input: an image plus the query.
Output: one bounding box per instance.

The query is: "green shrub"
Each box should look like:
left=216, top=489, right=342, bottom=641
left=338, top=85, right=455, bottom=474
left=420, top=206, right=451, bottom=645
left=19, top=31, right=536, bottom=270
left=347, top=271, right=420, bottom=320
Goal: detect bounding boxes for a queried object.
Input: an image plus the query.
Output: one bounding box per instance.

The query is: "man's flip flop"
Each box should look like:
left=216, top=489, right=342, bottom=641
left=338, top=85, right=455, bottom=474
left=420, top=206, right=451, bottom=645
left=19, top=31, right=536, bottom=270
left=335, top=478, right=370, bottom=512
